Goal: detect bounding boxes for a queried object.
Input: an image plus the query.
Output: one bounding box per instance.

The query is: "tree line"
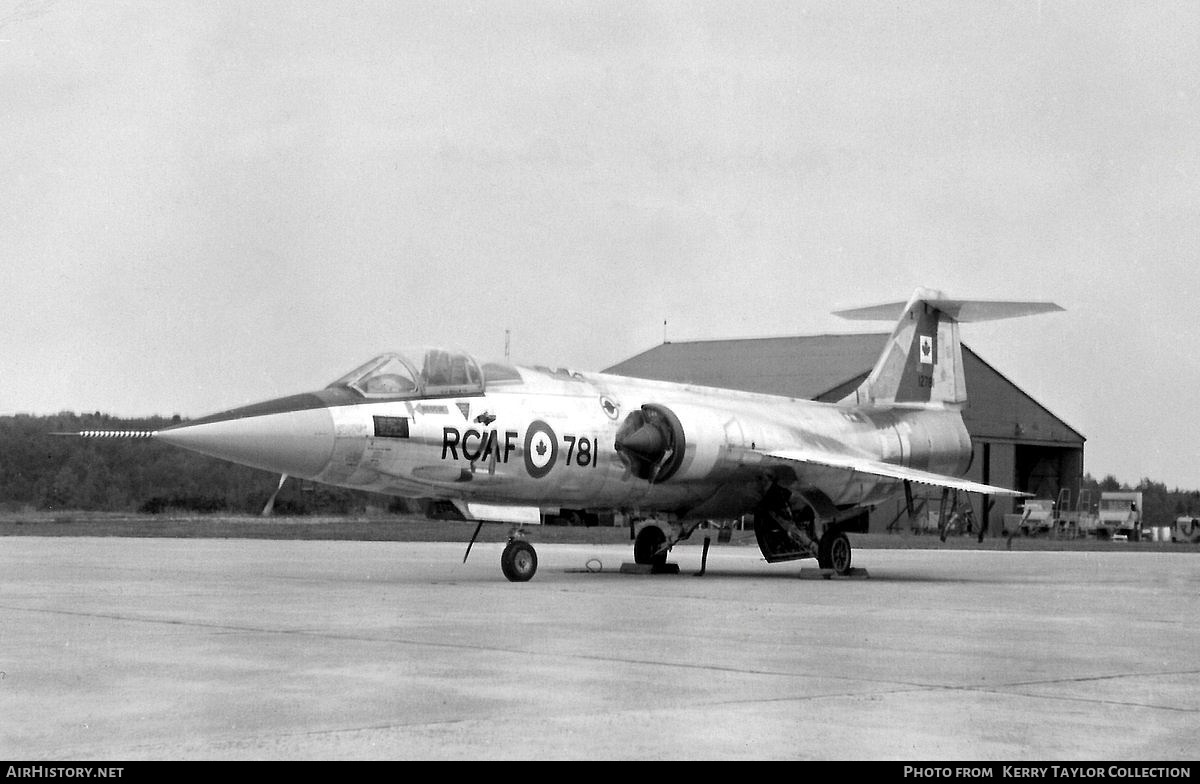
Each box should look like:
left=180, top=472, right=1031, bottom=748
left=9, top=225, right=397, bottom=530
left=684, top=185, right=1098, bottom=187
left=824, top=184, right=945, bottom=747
left=2, top=412, right=1198, bottom=523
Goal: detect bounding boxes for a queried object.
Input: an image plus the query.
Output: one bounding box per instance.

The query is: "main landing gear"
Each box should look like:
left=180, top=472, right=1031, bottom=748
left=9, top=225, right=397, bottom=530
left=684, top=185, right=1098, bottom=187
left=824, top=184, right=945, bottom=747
left=631, top=519, right=708, bottom=572
left=817, top=529, right=852, bottom=575
left=753, top=479, right=859, bottom=576
left=633, top=524, right=669, bottom=568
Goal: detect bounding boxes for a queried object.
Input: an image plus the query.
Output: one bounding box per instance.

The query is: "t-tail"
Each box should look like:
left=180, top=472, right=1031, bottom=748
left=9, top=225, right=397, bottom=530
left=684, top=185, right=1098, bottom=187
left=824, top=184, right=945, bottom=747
left=835, top=287, right=1063, bottom=409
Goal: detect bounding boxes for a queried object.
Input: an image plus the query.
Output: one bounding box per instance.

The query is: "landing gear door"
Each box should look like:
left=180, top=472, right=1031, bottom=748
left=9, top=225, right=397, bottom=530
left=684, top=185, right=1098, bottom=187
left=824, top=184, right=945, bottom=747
left=753, top=509, right=809, bottom=563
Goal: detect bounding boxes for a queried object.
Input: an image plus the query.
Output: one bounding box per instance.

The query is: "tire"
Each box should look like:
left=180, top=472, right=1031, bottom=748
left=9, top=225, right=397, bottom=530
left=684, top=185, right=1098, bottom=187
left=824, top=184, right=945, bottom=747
left=634, top=525, right=668, bottom=566
left=501, top=540, right=538, bottom=582
left=818, top=530, right=852, bottom=575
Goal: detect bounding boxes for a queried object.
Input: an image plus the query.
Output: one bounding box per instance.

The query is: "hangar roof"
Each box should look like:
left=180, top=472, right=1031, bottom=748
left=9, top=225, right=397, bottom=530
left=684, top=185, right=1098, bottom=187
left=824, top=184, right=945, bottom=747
left=603, top=333, right=1084, bottom=447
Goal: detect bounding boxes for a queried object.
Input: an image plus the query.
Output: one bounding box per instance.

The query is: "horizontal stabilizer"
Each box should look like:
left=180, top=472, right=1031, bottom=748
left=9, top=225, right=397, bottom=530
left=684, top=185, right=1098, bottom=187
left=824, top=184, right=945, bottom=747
left=764, top=447, right=1029, bottom=497
left=835, top=298, right=1063, bottom=323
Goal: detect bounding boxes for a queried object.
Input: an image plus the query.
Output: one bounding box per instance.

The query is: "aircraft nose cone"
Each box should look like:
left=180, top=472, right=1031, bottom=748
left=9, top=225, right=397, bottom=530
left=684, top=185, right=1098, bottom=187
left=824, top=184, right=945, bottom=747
left=156, top=393, right=336, bottom=478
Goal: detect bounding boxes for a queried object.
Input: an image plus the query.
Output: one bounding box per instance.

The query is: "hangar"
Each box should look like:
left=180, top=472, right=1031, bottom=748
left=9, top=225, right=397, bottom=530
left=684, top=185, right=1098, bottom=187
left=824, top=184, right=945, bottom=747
left=604, top=334, right=1085, bottom=537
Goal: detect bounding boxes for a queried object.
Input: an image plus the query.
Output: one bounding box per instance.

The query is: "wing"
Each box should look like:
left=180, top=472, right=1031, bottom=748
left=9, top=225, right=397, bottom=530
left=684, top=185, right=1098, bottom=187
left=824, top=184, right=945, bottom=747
left=763, top=447, right=1029, bottom=497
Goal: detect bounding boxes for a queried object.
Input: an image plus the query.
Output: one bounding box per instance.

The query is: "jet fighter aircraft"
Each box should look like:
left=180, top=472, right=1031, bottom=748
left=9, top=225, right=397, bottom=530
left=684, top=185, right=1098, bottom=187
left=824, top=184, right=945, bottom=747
left=75, top=288, right=1061, bottom=581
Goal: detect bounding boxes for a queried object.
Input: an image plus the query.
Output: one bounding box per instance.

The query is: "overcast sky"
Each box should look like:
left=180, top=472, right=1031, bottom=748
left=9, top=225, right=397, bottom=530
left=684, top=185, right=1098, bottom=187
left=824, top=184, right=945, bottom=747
left=2, top=1, right=1198, bottom=490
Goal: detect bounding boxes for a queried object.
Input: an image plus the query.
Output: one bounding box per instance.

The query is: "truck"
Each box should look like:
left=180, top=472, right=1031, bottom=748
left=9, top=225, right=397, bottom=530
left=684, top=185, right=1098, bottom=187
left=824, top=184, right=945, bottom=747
left=1015, top=499, right=1056, bottom=536
left=1089, top=492, right=1143, bottom=541
left=1174, top=516, right=1200, bottom=544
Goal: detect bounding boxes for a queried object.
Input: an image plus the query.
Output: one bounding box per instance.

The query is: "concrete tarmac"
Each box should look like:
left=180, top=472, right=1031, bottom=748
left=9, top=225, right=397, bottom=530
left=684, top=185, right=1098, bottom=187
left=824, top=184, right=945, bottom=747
left=1, top=536, right=1197, bottom=761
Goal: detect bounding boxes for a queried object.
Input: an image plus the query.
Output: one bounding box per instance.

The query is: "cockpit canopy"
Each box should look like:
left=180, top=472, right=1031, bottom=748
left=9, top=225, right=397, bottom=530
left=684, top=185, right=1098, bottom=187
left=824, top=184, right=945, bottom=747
left=328, top=348, right=521, bottom=399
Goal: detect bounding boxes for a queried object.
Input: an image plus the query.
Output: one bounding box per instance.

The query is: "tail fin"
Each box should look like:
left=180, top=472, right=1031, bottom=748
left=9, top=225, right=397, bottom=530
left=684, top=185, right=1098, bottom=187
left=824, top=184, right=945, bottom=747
left=835, top=287, right=1063, bottom=409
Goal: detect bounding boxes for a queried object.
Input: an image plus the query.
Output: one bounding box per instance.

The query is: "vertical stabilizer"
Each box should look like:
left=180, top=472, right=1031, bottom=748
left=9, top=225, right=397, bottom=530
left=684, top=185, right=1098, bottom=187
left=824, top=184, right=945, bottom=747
left=834, top=288, right=1063, bottom=409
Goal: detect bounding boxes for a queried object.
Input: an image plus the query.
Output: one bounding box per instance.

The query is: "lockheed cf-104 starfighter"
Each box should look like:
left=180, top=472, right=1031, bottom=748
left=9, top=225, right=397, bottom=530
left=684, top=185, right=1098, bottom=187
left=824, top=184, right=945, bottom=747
left=75, top=288, right=1061, bottom=581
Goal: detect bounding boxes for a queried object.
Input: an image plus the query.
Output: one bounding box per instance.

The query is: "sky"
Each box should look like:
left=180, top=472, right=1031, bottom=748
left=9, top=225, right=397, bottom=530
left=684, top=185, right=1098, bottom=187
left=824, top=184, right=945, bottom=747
left=2, top=1, right=1198, bottom=490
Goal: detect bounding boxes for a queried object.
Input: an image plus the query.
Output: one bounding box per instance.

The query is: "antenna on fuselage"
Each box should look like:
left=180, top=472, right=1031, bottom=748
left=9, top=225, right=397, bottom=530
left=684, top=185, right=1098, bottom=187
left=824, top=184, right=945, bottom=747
left=505, top=329, right=510, bottom=360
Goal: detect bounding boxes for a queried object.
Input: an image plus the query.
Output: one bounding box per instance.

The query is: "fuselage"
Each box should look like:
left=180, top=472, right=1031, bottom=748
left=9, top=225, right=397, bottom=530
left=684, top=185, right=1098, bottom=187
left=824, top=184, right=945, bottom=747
left=156, top=349, right=973, bottom=521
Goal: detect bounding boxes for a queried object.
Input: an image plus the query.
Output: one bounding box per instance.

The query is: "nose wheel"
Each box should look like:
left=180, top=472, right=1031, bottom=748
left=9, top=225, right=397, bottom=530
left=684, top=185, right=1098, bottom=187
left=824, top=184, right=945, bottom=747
left=501, top=539, right=538, bottom=582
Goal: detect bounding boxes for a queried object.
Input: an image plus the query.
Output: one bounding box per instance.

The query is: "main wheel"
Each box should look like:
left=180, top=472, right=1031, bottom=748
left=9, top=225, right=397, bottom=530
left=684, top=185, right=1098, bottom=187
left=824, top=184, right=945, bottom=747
left=501, top=540, right=538, bottom=582
left=634, top=524, right=668, bottom=566
left=817, top=530, right=852, bottom=575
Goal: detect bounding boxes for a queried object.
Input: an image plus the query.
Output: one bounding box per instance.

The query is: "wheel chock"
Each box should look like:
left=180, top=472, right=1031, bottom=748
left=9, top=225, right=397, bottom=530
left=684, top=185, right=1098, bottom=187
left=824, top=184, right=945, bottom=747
left=800, top=567, right=870, bottom=580
left=619, top=562, right=680, bottom=575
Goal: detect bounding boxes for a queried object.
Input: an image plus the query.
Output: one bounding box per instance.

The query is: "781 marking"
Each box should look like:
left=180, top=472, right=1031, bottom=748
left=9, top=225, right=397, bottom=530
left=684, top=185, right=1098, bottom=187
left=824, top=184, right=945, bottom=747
left=563, top=435, right=598, bottom=467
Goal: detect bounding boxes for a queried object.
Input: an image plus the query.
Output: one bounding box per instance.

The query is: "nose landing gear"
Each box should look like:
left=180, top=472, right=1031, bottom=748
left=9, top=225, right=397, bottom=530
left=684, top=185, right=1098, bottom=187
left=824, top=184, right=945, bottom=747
left=501, top=537, right=538, bottom=582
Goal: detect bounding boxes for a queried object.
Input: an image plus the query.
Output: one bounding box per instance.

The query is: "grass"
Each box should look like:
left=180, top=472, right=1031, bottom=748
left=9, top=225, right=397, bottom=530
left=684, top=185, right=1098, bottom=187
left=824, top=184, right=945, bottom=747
left=1, top=510, right=1196, bottom=553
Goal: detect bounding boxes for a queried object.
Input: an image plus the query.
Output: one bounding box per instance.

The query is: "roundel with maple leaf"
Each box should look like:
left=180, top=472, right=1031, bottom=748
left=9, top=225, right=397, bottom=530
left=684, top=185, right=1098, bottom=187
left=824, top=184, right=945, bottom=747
left=523, top=420, right=558, bottom=478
